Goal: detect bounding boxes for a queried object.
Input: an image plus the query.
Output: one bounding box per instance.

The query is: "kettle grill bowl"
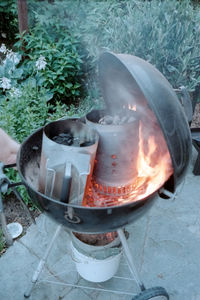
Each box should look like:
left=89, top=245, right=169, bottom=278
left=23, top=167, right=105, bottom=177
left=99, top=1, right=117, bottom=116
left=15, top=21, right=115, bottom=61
left=16, top=127, right=157, bottom=233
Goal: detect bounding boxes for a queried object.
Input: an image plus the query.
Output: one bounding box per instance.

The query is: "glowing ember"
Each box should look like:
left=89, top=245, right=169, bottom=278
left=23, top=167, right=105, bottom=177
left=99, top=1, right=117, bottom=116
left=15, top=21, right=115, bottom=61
left=83, top=110, right=173, bottom=207
left=74, top=231, right=118, bottom=246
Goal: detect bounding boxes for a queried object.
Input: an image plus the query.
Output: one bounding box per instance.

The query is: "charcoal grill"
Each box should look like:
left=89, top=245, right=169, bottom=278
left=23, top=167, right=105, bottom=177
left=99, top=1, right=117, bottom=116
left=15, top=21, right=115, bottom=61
left=0, top=52, right=192, bottom=299
left=16, top=52, right=191, bottom=233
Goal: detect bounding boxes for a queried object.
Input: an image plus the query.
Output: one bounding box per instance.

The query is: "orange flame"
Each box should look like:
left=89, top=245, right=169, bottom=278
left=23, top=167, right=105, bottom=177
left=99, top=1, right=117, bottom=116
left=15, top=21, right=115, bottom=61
left=131, top=121, right=173, bottom=200
left=83, top=117, right=173, bottom=207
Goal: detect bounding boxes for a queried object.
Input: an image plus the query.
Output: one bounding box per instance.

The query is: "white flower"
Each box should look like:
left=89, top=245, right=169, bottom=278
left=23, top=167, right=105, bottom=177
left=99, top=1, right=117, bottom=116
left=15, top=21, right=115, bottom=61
left=1, top=33, right=6, bottom=39
left=35, top=55, right=47, bottom=70
left=0, top=77, right=11, bottom=90
left=6, top=50, right=21, bottom=65
left=0, top=44, right=7, bottom=54
left=9, top=87, right=22, bottom=98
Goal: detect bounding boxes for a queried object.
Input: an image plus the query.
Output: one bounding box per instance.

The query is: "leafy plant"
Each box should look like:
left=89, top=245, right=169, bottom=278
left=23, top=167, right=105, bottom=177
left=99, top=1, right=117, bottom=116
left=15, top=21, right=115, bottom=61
left=15, top=21, right=85, bottom=103
left=83, top=0, right=200, bottom=91
left=0, top=80, right=54, bottom=142
left=43, top=0, right=200, bottom=98
left=0, top=0, right=18, bottom=42
left=0, top=46, right=23, bottom=97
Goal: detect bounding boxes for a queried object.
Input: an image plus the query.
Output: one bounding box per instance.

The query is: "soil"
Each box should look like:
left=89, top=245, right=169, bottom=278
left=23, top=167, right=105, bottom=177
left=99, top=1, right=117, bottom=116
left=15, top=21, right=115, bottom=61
left=0, top=193, right=40, bottom=255
left=3, top=194, right=40, bottom=232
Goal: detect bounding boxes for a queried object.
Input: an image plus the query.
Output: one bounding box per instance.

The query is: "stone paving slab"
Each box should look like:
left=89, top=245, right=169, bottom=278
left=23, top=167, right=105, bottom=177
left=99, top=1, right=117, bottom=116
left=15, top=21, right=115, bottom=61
left=0, top=149, right=200, bottom=299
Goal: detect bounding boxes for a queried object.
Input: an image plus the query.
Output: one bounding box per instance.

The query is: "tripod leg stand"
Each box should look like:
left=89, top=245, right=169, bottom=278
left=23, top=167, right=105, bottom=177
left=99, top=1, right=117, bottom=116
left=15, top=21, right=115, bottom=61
left=24, top=224, right=62, bottom=298
left=117, top=228, right=145, bottom=292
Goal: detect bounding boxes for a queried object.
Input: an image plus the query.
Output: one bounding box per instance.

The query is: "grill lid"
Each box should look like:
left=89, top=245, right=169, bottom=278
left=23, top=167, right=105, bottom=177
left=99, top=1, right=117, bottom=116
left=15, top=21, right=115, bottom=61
left=99, top=52, right=192, bottom=189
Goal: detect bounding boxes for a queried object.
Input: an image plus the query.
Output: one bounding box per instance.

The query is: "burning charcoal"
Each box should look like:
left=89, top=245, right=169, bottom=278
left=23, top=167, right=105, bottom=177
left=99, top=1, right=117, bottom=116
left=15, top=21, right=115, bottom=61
left=71, top=126, right=88, bottom=146
left=74, top=232, right=118, bottom=246
left=59, top=133, right=67, bottom=137
left=52, top=136, right=62, bottom=143
left=52, top=133, right=94, bottom=147
left=52, top=133, right=73, bottom=146
left=80, top=141, right=94, bottom=147
left=59, top=133, right=72, bottom=141
left=98, top=117, right=104, bottom=124
left=99, top=117, right=105, bottom=124
left=112, top=115, right=121, bottom=125
left=119, top=115, right=128, bottom=125
left=127, top=116, right=136, bottom=123
left=66, top=137, right=73, bottom=145
left=104, top=115, right=114, bottom=124
left=99, top=115, right=114, bottom=125
left=72, top=137, right=81, bottom=147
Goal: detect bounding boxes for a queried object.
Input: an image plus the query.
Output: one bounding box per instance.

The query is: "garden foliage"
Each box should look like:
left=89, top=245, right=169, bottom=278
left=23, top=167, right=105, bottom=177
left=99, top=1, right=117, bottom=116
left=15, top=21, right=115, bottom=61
left=15, top=22, right=85, bottom=103
left=60, top=0, right=200, bottom=94
left=0, top=0, right=200, bottom=139
left=0, top=0, right=18, bottom=42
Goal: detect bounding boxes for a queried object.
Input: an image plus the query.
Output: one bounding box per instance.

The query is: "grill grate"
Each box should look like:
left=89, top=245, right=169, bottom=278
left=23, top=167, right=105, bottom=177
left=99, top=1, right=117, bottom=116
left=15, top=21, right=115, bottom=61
left=83, top=178, right=148, bottom=207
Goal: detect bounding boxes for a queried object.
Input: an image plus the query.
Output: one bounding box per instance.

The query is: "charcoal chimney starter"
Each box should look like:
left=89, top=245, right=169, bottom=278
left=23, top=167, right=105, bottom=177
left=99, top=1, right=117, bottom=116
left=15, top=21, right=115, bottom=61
left=86, top=109, right=139, bottom=191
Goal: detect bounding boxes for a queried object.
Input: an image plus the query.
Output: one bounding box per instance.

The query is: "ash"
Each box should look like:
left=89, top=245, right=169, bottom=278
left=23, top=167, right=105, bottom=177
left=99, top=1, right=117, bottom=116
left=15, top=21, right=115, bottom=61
left=99, top=111, right=136, bottom=125
left=24, top=157, right=40, bottom=190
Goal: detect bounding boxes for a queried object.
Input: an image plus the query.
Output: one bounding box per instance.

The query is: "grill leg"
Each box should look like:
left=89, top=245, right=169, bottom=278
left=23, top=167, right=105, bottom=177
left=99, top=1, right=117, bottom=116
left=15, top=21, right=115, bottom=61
left=0, top=212, right=13, bottom=246
left=117, top=228, right=145, bottom=292
left=193, top=151, right=200, bottom=175
left=0, top=184, right=13, bottom=246
left=24, top=224, right=62, bottom=298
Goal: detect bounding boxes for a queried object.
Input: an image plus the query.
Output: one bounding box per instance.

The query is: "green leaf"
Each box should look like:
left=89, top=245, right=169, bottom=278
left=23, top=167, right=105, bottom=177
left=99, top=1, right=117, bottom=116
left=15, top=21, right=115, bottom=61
left=45, top=91, right=54, bottom=101
left=65, top=83, right=73, bottom=89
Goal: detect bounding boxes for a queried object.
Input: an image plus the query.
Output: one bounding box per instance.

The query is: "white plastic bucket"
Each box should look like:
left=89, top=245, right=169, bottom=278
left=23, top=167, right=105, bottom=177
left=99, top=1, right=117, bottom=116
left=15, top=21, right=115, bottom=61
left=71, top=241, right=122, bottom=282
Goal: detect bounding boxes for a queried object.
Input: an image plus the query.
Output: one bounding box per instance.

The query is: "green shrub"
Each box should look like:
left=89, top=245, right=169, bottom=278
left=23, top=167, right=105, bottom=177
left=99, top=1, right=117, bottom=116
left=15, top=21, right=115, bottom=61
left=84, top=0, right=200, bottom=93
left=15, top=21, right=85, bottom=103
left=0, top=0, right=18, bottom=42
left=0, top=81, right=52, bottom=142
left=44, top=0, right=200, bottom=96
left=0, top=46, right=23, bottom=97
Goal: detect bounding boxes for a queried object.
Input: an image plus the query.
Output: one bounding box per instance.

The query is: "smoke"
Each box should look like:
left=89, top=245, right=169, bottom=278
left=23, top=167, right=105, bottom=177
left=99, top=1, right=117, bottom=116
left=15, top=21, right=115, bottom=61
left=30, top=1, right=173, bottom=189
